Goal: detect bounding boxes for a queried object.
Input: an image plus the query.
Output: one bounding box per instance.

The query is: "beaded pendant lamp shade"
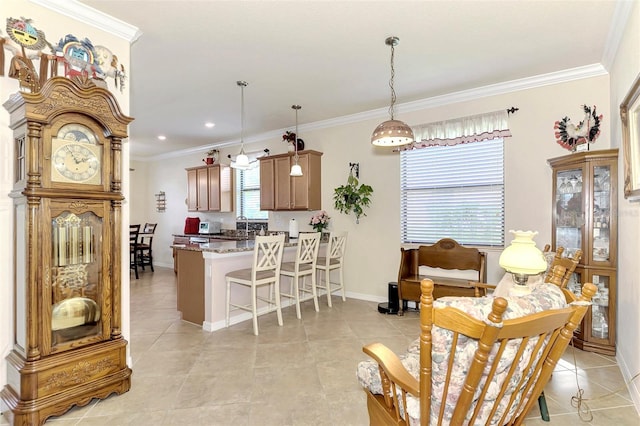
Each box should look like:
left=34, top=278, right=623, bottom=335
left=371, top=36, right=414, bottom=147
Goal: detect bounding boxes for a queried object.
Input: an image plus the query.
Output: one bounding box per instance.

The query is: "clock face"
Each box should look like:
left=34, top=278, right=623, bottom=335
left=51, top=124, right=102, bottom=185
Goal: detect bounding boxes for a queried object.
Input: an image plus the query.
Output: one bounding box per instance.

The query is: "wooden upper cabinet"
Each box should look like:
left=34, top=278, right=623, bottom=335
left=259, top=150, right=322, bottom=211
left=260, top=158, right=275, bottom=210
left=207, top=166, right=221, bottom=211
left=186, top=168, right=198, bottom=211
left=186, top=164, right=234, bottom=212
left=196, top=167, right=209, bottom=210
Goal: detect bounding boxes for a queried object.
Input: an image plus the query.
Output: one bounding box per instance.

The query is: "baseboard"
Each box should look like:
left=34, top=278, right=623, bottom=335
left=616, top=351, right=640, bottom=414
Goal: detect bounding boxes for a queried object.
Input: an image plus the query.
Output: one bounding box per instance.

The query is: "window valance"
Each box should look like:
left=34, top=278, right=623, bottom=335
left=409, top=110, right=512, bottom=149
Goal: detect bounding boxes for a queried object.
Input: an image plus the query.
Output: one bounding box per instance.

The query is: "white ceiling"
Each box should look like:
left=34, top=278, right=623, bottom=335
left=76, top=0, right=626, bottom=160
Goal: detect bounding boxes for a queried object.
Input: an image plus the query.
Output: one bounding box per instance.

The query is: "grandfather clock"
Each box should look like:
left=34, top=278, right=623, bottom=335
left=1, top=77, right=133, bottom=425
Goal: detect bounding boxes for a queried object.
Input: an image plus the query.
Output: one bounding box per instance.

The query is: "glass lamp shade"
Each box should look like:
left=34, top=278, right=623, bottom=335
left=290, top=163, right=303, bottom=176
left=371, top=119, right=415, bottom=146
left=231, top=153, right=250, bottom=169
left=499, top=230, right=547, bottom=275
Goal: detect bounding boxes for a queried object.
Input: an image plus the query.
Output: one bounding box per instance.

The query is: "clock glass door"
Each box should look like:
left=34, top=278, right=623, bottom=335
left=50, top=210, right=103, bottom=350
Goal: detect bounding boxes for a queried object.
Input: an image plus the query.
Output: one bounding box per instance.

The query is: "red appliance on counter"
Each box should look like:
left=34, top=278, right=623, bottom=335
left=184, top=217, right=200, bottom=234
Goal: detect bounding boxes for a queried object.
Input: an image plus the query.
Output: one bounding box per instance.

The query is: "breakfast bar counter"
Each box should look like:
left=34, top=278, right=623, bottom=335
left=172, top=239, right=298, bottom=331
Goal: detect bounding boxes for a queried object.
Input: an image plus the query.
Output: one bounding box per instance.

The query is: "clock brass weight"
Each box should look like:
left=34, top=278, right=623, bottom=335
left=1, top=77, right=134, bottom=425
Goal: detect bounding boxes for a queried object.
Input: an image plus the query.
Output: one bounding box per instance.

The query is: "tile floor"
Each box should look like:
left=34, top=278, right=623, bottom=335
left=2, top=266, right=639, bottom=425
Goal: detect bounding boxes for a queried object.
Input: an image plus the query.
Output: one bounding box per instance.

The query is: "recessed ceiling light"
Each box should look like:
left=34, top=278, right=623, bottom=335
left=157, top=135, right=167, bottom=140
left=205, top=122, right=215, bottom=128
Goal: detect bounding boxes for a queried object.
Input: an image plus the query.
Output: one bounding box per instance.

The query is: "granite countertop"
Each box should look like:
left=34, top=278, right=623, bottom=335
left=172, top=239, right=297, bottom=254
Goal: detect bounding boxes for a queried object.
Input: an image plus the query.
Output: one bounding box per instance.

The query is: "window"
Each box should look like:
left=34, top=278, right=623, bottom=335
left=400, top=138, right=504, bottom=246
left=236, top=166, right=268, bottom=220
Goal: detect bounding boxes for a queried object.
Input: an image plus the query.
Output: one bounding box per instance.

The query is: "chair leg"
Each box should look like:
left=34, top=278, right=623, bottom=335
left=148, top=249, right=154, bottom=272
left=339, top=265, right=346, bottom=301
left=251, top=284, right=259, bottom=336
left=325, top=269, right=332, bottom=307
left=225, top=278, right=231, bottom=328
left=275, top=280, right=283, bottom=326
left=310, top=271, right=319, bottom=312
left=292, top=275, right=301, bottom=319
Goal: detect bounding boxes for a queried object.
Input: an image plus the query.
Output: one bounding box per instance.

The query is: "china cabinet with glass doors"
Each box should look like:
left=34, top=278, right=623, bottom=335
left=1, top=77, right=133, bottom=425
left=548, top=148, right=618, bottom=355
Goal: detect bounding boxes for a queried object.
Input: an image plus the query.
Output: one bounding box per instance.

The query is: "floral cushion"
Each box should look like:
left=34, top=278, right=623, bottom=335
left=357, top=283, right=566, bottom=426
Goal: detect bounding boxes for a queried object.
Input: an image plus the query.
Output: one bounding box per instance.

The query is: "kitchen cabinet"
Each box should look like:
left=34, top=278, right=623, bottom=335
left=186, top=164, right=233, bottom=212
left=176, top=249, right=205, bottom=325
left=548, top=148, right=618, bottom=355
left=259, top=150, right=322, bottom=211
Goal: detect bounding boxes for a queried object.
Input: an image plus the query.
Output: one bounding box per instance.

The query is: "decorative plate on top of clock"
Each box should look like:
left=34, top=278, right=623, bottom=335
left=51, top=123, right=102, bottom=185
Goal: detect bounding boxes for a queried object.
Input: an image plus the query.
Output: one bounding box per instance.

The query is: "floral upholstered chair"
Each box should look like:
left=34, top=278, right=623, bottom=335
left=357, top=279, right=595, bottom=425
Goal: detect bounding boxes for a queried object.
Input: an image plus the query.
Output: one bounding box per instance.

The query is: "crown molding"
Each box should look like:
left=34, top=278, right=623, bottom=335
left=601, top=0, right=636, bottom=71
left=136, top=62, right=608, bottom=162
left=309, top=63, right=609, bottom=129
left=30, top=0, right=142, bottom=43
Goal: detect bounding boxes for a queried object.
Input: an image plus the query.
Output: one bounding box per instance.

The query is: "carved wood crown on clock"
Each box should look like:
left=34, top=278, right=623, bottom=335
left=20, top=76, right=132, bottom=139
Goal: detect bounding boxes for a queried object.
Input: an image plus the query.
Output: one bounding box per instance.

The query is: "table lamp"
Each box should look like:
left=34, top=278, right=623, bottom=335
left=499, top=230, right=548, bottom=296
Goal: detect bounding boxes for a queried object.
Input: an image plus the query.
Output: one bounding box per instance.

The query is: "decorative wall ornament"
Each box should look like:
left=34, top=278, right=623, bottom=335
left=1, top=19, right=127, bottom=94
left=554, top=105, right=603, bottom=151
left=333, top=166, right=373, bottom=224
left=4, top=17, right=52, bottom=91
left=54, top=34, right=105, bottom=84
left=94, top=45, right=126, bottom=92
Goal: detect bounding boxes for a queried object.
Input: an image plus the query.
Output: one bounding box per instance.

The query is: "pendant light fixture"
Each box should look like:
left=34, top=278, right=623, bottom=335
left=290, top=104, right=303, bottom=177
left=231, top=80, right=250, bottom=169
left=371, top=36, right=414, bottom=147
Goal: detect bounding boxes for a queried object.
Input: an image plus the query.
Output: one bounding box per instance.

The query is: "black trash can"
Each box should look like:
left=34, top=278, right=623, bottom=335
left=378, top=282, right=400, bottom=314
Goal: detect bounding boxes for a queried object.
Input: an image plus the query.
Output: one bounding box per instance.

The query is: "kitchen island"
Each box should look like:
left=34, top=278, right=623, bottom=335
left=172, top=239, right=299, bottom=331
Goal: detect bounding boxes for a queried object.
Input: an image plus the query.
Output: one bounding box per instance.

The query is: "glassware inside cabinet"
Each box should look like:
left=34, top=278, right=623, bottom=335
left=590, top=274, right=609, bottom=339
left=555, top=169, right=583, bottom=258
left=592, top=165, right=611, bottom=262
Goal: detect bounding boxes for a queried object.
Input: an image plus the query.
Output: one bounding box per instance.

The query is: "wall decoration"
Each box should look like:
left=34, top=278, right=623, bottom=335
left=94, top=45, right=126, bottom=92
left=54, top=34, right=105, bottom=85
left=554, top=105, right=603, bottom=151
left=620, top=73, right=640, bottom=200
left=3, top=17, right=52, bottom=92
left=333, top=164, right=373, bottom=224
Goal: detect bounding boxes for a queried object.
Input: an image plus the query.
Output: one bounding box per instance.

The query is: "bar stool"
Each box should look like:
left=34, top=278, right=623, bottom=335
left=280, top=232, right=321, bottom=317
left=225, top=234, right=285, bottom=335
left=315, top=231, right=347, bottom=307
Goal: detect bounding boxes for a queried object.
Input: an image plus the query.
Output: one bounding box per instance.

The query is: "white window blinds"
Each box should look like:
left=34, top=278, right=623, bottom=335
left=236, top=166, right=268, bottom=220
left=400, top=138, right=504, bottom=246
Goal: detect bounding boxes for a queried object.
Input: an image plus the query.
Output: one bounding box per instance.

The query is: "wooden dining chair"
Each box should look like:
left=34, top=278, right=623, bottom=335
left=315, top=231, right=348, bottom=307
left=280, top=232, right=321, bottom=317
left=137, top=222, right=157, bottom=272
left=129, top=224, right=141, bottom=279
left=225, top=234, right=285, bottom=335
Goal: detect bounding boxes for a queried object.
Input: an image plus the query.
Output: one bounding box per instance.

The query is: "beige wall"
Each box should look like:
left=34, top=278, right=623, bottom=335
left=608, top=0, right=640, bottom=409
left=143, top=74, right=611, bottom=294
left=0, top=0, right=133, bottom=387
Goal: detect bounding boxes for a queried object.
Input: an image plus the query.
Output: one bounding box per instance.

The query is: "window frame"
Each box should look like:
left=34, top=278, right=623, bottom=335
left=399, top=138, right=505, bottom=247
left=235, top=166, right=268, bottom=220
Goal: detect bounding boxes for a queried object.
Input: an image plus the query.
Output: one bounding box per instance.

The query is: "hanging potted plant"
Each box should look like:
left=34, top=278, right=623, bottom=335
left=333, top=172, right=373, bottom=224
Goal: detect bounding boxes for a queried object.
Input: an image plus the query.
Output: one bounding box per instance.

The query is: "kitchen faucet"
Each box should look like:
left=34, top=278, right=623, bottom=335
left=236, top=215, right=249, bottom=237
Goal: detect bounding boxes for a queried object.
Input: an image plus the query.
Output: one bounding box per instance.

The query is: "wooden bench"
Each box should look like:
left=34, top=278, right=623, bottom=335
left=397, top=238, right=486, bottom=315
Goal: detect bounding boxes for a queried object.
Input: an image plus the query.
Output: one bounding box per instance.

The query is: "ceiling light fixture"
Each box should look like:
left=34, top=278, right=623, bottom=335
left=157, top=135, right=166, bottom=141
left=205, top=122, right=215, bottom=128
left=230, top=80, right=250, bottom=170
left=290, top=105, right=303, bottom=177
left=371, top=36, right=414, bottom=147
